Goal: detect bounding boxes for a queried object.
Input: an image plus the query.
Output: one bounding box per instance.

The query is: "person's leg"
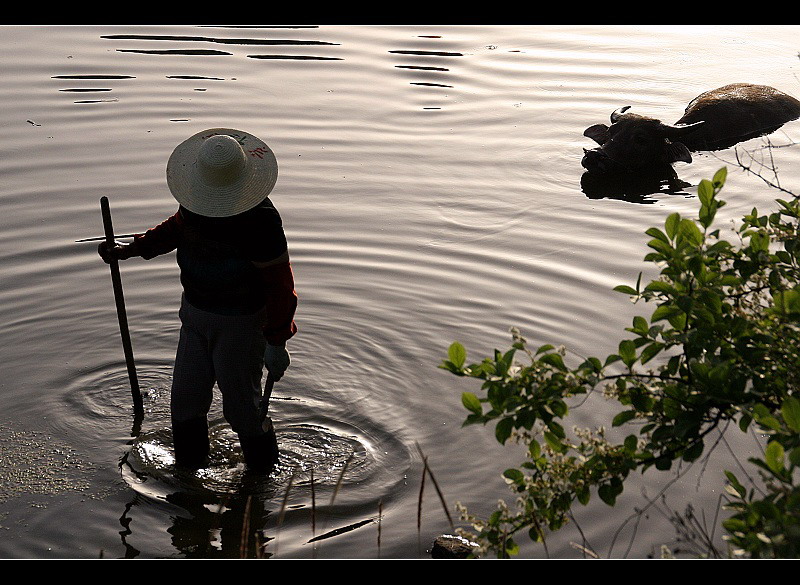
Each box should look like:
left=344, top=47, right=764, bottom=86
left=209, top=310, right=278, bottom=472
left=171, top=300, right=216, bottom=469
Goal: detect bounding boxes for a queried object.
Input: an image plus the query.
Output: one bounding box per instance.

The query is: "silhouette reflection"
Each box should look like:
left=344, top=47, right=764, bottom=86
left=164, top=475, right=275, bottom=559
left=118, top=436, right=280, bottom=558
left=580, top=164, right=691, bottom=204
left=118, top=468, right=278, bottom=558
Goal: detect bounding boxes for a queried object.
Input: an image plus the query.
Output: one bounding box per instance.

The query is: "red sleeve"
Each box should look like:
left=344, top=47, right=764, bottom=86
left=257, top=260, right=298, bottom=345
left=131, top=211, right=184, bottom=259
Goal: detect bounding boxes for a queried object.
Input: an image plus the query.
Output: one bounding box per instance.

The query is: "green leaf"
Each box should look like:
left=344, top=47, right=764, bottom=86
left=612, top=410, right=637, bottom=427
left=752, top=403, right=783, bottom=431
left=698, top=179, right=714, bottom=206
left=631, top=393, right=654, bottom=412
left=645, top=227, right=669, bottom=243
left=644, top=281, right=674, bottom=293
left=598, top=484, right=615, bottom=506
left=495, top=417, right=514, bottom=445
left=782, top=397, right=800, bottom=432
left=749, top=231, right=770, bottom=253
left=654, top=456, right=672, bottom=471
left=639, top=342, right=664, bottom=364
left=614, top=285, right=639, bottom=296
left=448, top=342, right=467, bottom=368
left=539, top=352, right=567, bottom=371
left=773, top=289, right=800, bottom=316
left=738, top=413, right=752, bottom=433
left=677, top=218, right=704, bottom=246
left=550, top=400, right=569, bottom=418
left=632, top=316, right=649, bottom=335
left=598, top=480, right=623, bottom=507
left=648, top=238, right=674, bottom=255
left=618, top=339, right=636, bottom=367
left=439, top=360, right=464, bottom=375
left=724, top=470, right=746, bottom=498
left=765, top=441, right=785, bottom=474
left=461, top=392, right=482, bottom=415
left=665, top=213, right=681, bottom=240
left=502, top=468, right=524, bottom=484
left=712, top=167, right=727, bottom=187
left=682, top=441, right=704, bottom=462
left=583, top=356, right=603, bottom=373
left=652, top=304, right=683, bottom=323
left=543, top=431, right=567, bottom=454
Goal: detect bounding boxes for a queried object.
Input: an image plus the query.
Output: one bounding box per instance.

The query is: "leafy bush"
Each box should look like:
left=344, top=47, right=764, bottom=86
left=441, top=168, right=800, bottom=558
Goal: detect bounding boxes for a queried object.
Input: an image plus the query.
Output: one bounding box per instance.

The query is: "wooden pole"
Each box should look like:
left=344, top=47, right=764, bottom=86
left=258, top=373, right=275, bottom=424
left=101, top=196, right=144, bottom=419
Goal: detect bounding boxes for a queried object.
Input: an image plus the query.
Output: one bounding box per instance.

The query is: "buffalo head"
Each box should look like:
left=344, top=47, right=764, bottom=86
left=582, top=107, right=704, bottom=174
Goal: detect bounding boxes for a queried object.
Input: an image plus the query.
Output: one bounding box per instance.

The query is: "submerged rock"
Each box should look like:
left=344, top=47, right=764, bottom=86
left=430, top=534, right=479, bottom=559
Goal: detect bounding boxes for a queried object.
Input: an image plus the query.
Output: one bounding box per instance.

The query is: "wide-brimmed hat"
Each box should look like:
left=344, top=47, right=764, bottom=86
left=166, top=128, right=278, bottom=218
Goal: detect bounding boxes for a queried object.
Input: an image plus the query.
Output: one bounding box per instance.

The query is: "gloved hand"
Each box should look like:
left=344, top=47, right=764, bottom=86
left=264, top=343, right=291, bottom=381
left=98, top=240, right=136, bottom=264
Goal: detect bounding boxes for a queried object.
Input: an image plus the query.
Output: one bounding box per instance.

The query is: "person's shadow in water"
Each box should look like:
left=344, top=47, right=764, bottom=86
left=117, top=468, right=277, bottom=559
left=164, top=476, right=275, bottom=559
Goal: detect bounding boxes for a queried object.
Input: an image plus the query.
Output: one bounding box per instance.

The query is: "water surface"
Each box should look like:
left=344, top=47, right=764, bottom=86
left=1, top=24, right=799, bottom=558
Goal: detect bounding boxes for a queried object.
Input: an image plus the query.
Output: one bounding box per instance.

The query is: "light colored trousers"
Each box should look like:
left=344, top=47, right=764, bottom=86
left=171, top=296, right=267, bottom=437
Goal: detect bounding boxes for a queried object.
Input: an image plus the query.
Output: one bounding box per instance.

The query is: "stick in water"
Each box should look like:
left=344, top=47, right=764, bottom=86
left=101, top=196, right=144, bottom=419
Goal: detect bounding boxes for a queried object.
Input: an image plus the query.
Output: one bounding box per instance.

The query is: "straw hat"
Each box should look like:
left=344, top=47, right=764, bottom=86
left=166, top=128, right=278, bottom=218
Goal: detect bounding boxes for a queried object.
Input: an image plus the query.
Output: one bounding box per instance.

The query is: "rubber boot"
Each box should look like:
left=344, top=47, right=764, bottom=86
left=172, top=417, right=210, bottom=470
left=239, top=424, right=279, bottom=474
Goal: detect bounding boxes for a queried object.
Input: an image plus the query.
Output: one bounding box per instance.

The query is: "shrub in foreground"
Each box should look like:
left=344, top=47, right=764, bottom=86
left=442, top=168, right=800, bottom=558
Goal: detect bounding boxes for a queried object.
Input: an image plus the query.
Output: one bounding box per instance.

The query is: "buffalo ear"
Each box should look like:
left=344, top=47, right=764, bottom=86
left=584, top=124, right=610, bottom=145
left=666, top=141, right=692, bottom=164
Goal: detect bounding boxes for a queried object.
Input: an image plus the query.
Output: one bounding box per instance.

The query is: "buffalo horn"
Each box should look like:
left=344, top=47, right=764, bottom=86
left=610, top=105, right=631, bottom=122
left=662, top=120, right=705, bottom=137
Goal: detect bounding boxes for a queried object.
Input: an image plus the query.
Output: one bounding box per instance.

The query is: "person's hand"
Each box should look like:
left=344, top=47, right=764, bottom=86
left=98, top=240, right=134, bottom=264
left=264, top=344, right=291, bottom=381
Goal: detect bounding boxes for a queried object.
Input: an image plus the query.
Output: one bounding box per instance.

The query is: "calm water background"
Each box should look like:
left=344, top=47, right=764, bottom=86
left=1, top=24, right=799, bottom=559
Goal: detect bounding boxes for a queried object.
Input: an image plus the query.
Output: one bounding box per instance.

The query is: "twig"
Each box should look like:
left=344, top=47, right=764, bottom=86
left=273, top=465, right=298, bottom=558
left=330, top=452, right=354, bottom=507
left=567, top=510, right=597, bottom=559
left=417, top=454, right=427, bottom=533
left=310, top=467, right=316, bottom=537
left=307, top=519, right=375, bottom=544
left=240, top=495, right=252, bottom=558
left=377, top=499, right=383, bottom=557
left=415, top=442, right=454, bottom=531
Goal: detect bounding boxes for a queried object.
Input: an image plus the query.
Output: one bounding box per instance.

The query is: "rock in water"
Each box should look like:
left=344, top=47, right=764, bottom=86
left=430, top=534, right=479, bottom=558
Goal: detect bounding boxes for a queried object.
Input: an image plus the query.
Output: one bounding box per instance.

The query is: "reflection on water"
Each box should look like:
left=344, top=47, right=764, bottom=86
left=580, top=167, right=693, bottom=203
left=101, top=32, right=343, bottom=61
left=2, top=24, right=800, bottom=559
left=100, top=34, right=341, bottom=46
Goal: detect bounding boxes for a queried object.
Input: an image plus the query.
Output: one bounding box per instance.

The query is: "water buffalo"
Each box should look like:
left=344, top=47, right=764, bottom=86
left=581, top=83, right=800, bottom=174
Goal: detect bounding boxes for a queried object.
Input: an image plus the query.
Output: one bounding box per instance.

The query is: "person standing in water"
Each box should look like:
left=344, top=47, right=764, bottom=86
left=99, top=128, right=298, bottom=473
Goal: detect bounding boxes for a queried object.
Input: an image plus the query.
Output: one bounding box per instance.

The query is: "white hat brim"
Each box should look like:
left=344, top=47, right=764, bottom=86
left=166, top=128, right=279, bottom=218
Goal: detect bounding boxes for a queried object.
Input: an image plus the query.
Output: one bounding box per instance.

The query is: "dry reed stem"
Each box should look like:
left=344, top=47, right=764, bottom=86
left=240, top=495, right=252, bottom=558
left=272, top=464, right=299, bottom=558
left=278, top=465, right=298, bottom=528
left=310, top=466, right=317, bottom=537
left=415, top=442, right=454, bottom=531
left=378, top=498, right=383, bottom=556
left=417, top=455, right=427, bottom=532
left=330, top=451, right=354, bottom=507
